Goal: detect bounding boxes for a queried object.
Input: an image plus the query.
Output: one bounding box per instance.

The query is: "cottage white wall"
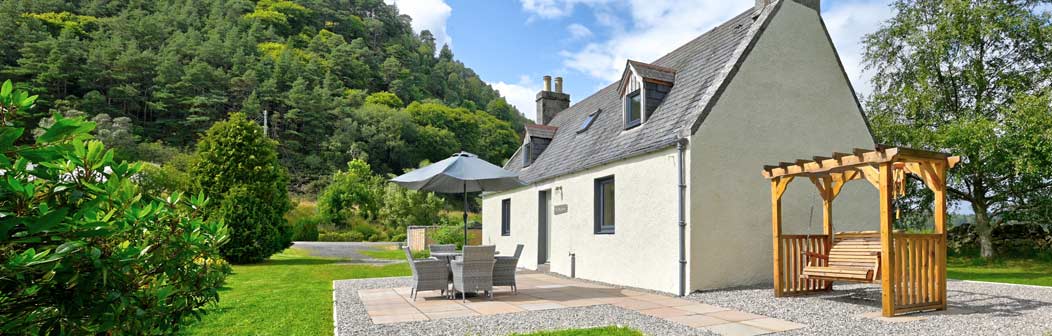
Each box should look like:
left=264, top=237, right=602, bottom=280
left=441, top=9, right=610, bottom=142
left=687, top=0, right=878, bottom=290
left=483, top=148, right=683, bottom=293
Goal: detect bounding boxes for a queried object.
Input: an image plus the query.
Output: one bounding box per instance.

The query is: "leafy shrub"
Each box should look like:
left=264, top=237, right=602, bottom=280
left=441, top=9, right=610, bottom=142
left=291, top=214, right=322, bottom=241
left=432, top=225, right=466, bottom=249
left=317, top=230, right=365, bottom=242
left=191, top=112, right=291, bottom=263
left=0, top=81, right=229, bottom=334
left=379, top=182, right=445, bottom=231
left=317, top=159, right=384, bottom=224
left=287, top=200, right=322, bottom=241
left=139, top=152, right=194, bottom=196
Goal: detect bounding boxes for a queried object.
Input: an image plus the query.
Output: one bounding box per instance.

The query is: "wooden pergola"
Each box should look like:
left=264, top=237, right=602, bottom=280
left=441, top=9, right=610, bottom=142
left=762, top=146, right=960, bottom=317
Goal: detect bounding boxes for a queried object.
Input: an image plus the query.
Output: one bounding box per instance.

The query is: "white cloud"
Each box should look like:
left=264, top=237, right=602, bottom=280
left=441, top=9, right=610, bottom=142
left=385, top=0, right=454, bottom=49
left=552, top=0, right=752, bottom=82
left=529, top=0, right=892, bottom=95
left=821, top=1, right=894, bottom=97
left=491, top=75, right=541, bottom=121
left=520, top=0, right=613, bottom=19
left=567, top=23, right=593, bottom=40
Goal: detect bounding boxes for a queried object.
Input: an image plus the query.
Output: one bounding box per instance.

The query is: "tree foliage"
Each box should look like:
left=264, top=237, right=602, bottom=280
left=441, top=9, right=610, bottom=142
left=863, top=0, right=1052, bottom=257
left=0, top=0, right=529, bottom=185
left=0, top=81, right=229, bottom=334
left=317, top=159, right=384, bottom=224
left=191, top=112, right=291, bottom=263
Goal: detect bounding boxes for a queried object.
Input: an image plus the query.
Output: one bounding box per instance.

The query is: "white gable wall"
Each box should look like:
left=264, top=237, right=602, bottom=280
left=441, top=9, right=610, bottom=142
left=482, top=147, right=684, bottom=293
left=687, top=0, right=878, bottom=290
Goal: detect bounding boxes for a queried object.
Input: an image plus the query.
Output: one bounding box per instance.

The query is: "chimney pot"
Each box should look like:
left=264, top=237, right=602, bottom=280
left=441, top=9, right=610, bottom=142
left=536, top=75, right=570, bottom=125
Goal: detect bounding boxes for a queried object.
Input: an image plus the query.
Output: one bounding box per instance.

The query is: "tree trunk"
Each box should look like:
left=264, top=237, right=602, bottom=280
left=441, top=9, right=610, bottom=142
left=972, top=202, right=995, bottom=259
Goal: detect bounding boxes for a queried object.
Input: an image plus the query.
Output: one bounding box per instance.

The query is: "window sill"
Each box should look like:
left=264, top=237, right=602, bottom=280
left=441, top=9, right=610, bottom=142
left=594, top=228, right=615, bottom=235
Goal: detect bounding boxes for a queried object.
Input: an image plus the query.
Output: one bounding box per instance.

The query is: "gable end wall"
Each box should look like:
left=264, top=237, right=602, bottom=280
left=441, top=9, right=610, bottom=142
left=687, top=0, right=878, bottom=290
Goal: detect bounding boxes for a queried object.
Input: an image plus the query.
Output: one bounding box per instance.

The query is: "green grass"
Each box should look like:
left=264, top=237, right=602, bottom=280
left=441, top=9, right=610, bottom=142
left=181, top=247, right=410, bottom=336
left=947, top=256, right=1052, bottom=287
left=360, top=246, right=429, bottom=260
left=511, top=326, right=643, bottom=336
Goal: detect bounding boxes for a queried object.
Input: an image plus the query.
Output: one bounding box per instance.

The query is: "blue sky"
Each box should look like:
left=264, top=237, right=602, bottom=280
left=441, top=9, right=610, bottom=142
left=384, top=0, right=977, bottom=214
left=386, top=0, right=895, bottom=120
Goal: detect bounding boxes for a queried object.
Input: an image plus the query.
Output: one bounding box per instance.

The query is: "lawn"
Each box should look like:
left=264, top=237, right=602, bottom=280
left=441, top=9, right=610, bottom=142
left=512, top=326, right=643, bottom=336
left=360, top=246, right=429, bottom=260
left=947, top=256, right=1052, bottom=287
left=180, top=247, right=410, bottom=336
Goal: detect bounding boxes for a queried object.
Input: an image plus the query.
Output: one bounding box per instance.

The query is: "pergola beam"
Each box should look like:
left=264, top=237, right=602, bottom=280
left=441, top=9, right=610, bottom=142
left=761, top=146, right=959, bottom=180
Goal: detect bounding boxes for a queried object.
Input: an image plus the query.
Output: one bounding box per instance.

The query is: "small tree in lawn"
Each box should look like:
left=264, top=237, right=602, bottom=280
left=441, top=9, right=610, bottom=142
left=317, top=159, right=384, bottom=226
left=863, top=0, right=1052, bottom=258
left=192, top=112, right=291, bottom=263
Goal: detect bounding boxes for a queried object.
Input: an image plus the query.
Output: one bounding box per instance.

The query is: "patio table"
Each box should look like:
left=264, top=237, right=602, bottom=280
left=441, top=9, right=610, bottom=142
left=430, top=251, right=498, bottom=299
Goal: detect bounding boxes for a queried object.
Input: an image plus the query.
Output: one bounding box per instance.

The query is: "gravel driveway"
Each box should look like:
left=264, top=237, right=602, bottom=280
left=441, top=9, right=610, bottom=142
left=689, top=280, right=1052, bottom=335
left=292, top=241, right=400, bottom=263
left=333, top=276, right=1052, bottom=335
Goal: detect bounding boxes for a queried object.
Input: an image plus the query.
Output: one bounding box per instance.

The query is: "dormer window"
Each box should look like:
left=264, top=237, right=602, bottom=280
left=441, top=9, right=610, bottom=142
left=625, top=90, right=642, bottom=129
left=617, top=60, right=676, bottom=130
left=521, top=124, right=557, bottom=167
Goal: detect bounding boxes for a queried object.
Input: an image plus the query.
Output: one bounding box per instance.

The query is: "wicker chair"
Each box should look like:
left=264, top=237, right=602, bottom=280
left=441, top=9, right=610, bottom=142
left=450, top=245, right=496, bottom=302
left=404, top=247, right=449, bottom=300
left=493, top=244, right=524, bottom=293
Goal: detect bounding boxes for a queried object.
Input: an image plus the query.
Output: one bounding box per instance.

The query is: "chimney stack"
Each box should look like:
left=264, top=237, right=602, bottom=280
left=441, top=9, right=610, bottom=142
left=536, top=75, right=570, bottom=125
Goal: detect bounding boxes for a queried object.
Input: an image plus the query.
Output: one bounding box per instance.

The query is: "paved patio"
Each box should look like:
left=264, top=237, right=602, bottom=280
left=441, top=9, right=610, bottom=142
left=357, top=272, right=804, bottom=335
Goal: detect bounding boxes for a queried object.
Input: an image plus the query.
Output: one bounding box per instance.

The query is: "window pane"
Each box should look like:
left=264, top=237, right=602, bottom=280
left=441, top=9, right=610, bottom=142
left=628, top=92, right=641, bottom=122
left=501, top=199, right=511, bottom=235
left=602, top=181, right=615, bottom=228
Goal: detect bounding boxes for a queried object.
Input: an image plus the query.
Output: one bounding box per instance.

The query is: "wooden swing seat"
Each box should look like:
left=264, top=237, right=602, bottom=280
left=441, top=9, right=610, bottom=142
left=800, top=231, right=881, bottom=283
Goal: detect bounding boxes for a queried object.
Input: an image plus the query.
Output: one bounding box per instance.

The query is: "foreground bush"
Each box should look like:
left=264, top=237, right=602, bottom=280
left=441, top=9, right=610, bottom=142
left=0, top=81, right=229, bottom=334
left=192, top=113, right=291, bottom=263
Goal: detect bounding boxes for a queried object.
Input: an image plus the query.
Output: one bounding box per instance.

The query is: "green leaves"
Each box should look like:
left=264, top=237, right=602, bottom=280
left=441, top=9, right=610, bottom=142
left=1, top=80, right=230, bottom=334
left=37, top=114, right=95, bottom=143
left=863, top=0, right=1052, bottom=257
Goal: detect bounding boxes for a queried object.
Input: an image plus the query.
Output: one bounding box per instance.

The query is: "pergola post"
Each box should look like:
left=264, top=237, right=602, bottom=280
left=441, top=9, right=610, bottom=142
left=820, top=177, right=834, bottom=290
left=771, top=176, right=792, bottom=297
left=932, top=162, right=948, bottom=310
left=877, top=162, right=896, bottom=316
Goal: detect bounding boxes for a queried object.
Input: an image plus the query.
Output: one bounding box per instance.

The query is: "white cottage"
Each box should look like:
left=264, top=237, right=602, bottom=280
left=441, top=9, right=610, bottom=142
left=481, top=0, right=878, bottom=295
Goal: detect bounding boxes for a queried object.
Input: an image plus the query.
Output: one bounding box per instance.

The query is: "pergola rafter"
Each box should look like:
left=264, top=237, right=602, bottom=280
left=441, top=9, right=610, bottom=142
left=763, top=146, right=959, bottom=317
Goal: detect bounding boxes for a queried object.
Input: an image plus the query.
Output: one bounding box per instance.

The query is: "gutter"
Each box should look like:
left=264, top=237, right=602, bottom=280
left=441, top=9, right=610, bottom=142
left=676, top=138, right=689, bottom=297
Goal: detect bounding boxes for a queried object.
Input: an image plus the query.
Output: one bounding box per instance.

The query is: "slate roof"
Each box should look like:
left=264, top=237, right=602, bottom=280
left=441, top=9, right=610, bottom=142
left=504, top=6, right=770, bottom=183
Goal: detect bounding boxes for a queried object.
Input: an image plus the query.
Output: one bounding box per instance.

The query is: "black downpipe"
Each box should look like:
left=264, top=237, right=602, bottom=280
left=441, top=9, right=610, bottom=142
left=677, top=138, right=688, bottom=297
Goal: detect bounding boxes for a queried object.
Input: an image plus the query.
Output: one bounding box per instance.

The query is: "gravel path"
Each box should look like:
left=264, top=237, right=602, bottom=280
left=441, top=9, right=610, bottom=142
left=334, top=277, right=716, bottom=336
left=687, top=280, right=1052, bottom=336
left=334, top=276, right=1052, bottom=336
left=293, top=241, right=400, bottom=263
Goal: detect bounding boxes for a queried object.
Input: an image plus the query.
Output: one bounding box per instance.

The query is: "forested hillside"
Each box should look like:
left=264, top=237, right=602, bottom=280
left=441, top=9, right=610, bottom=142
left=0, top=0, right=529, bottom=187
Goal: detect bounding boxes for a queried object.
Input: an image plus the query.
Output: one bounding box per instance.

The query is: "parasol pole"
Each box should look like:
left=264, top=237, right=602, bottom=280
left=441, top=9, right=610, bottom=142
left=463, top=180, right=468, bottom=249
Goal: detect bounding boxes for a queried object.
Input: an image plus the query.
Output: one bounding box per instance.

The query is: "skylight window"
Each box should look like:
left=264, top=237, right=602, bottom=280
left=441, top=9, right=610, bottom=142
left=578, top=109, right=601, bottom=133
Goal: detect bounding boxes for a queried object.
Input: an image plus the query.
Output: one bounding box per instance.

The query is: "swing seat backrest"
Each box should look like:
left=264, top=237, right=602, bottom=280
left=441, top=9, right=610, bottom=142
left=800, top=231, right=881, bottom=283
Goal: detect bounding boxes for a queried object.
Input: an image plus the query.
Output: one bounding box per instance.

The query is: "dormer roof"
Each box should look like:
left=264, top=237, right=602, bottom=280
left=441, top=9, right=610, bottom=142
left=617, top=60, right=677, bottom=95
